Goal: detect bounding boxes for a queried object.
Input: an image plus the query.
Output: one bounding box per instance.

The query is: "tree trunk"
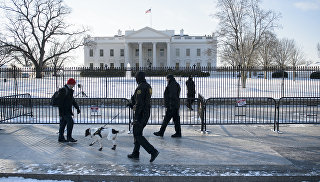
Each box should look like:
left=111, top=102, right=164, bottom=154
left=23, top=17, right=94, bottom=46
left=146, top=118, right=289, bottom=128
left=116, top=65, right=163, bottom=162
left=241, top=71, right=247, bottom=88
left=35, top=66, right=43, bottom=78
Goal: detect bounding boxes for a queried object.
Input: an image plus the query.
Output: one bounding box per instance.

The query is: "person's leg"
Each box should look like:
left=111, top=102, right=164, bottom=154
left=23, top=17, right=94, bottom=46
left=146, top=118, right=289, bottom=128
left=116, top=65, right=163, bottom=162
left=172, top=109, right=181, bottom=137
left=155, top=109, right=173, bottom=135
left=58, top=116, right=67, bottom=141
left=135, top=124, right=159, bottom=162
left=65, top=115, right=76, bottom=142
left=128, top=124, right=142, bottom=159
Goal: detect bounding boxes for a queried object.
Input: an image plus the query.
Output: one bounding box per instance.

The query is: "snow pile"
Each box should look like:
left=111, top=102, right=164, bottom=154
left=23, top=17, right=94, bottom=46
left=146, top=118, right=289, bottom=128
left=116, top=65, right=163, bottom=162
left=0, top=177, right=72, bottom=182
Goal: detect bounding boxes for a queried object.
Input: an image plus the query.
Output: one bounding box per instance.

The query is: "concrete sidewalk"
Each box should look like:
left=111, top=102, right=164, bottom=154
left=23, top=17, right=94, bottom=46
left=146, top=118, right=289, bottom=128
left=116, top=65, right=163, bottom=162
left=0, top=124, right=320, bottom=182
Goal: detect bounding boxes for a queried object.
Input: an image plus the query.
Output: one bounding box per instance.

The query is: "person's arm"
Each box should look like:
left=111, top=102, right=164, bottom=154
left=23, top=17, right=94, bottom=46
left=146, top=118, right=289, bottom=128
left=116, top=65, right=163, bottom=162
left=134, top=86, right=145, bottom=116
left=72, top=97, right=80, bottom=114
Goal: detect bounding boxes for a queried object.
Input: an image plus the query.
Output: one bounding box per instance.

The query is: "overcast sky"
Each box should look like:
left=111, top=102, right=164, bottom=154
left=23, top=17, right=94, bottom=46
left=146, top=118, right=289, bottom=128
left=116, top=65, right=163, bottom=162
left=63, top=0, right=320, bottom=66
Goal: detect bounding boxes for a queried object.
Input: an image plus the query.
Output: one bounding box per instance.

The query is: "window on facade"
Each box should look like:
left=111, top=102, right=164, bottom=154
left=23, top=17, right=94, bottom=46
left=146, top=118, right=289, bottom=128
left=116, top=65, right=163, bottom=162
left=89, top=49, right=93, bottom=57
left=175, top=63, right=179, bottom=69
left=176, top=48, right=180, bottom=57
left=100, top=63, right=104, bottom=68
left=186, top=49, right=190, bottom=56
left=197, top=63, right=201, bottom=68
left=120, top=63, right=124, bottom=68
left=160, top=49, right=164, bottom=57
left=186, top=62, right=190, bottom=67
left=120, top=49, right=124, bottom=56
left=110, top=63, right=114, bottom=68
left=136, top=63, right=139, bottom=67
left=110, top=49, right=114, bottom=57
left=197, top=49, right=201, bottom=56
left=135, top=49, right=139, bottom=57
left=148, top=49, right=152, bottom=57
left=100, top=49, right=104, bottom=57
left=89, top=63, right=93, bottom=69
left=160, top=62, right=164, bottom=67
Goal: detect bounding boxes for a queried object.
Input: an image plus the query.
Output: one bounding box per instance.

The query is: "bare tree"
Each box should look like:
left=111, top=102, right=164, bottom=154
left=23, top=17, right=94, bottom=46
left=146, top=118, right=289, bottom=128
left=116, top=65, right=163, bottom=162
left=257, top=31, right=277, bottom=78
left=0, top=47, right=13, bottom=67
left=0, top=0, right=88, bottom=78
left=215, top=0, right=280, bottom=88
left=47, top=41, right=73, bottom=76
left=13, top=53, right=33, bottom=67
left=290, top=42, right=305, bottom=81
left=272, top=38, right=295, bottom=68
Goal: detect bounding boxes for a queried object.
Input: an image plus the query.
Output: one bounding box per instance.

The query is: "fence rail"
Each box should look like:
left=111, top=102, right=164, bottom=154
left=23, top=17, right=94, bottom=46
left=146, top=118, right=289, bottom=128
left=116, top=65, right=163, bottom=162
left=278, top=97, right=320, bottom=124
left=1, top=66, right=319, bottom=99
left=0, top=94, right=33, bottom=122
left=1, top=96, right=319, bottom=132
left=0, top=98, right=201, bottom=126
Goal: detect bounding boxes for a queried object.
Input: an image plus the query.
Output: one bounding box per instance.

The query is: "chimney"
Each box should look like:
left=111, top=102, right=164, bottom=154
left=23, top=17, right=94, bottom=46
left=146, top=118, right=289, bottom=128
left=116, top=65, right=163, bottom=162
left=118, top=29, right=122, bottom=36
left=180, top=29, right=184, bottom=36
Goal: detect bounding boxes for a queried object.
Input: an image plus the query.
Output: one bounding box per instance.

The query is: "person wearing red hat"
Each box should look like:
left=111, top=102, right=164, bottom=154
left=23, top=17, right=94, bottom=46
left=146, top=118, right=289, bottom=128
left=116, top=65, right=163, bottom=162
left=58, top=78, right=81, bottom=143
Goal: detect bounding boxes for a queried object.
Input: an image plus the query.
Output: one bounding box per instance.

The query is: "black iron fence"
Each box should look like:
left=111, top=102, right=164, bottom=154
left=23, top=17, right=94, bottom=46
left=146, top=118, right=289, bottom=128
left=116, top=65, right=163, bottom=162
left=278, top=97, right=320, bottom=124
left=0, top=94, right=33, bottom=122
left=1, top=96, right=319, bottom=132
left=1, top=66, right=319, bottom=99
left=0, top=97, right=200, bottom=127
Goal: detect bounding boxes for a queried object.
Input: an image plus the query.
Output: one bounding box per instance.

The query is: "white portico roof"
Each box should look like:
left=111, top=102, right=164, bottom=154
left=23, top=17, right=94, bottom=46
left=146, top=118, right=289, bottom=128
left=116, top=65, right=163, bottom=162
left=125, top=27, right=172, bottom=43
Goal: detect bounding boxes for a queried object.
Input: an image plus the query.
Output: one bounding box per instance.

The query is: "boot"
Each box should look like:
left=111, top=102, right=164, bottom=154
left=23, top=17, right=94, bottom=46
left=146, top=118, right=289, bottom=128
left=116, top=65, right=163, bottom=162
left=153, top=131, right=163, bottom=137
left=171, top=133, right=181, bottom=138
left=150, top=150, right=159, bottom=162
left=127, top=152, right=139, bottom=160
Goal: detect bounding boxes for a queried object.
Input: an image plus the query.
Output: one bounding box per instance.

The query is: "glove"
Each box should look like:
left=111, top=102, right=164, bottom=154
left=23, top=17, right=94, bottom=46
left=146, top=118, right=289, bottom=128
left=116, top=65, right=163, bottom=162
left=77, top=109, right=81, bottom=114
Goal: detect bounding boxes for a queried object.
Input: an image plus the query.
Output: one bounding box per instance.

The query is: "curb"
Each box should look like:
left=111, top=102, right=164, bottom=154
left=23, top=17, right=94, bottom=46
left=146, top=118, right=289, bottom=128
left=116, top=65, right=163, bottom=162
left=1, top=173, right=320, bottom=182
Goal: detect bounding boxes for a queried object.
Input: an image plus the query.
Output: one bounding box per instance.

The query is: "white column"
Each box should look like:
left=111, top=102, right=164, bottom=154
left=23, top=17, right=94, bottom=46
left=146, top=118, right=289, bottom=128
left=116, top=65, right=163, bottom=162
left=139, top=42, right=143, bottom=67
left=125, top=43, right=129, bottom=66
left=166, top=42, right=171, bottom=67
left=153, top=42, right=157, bottom=67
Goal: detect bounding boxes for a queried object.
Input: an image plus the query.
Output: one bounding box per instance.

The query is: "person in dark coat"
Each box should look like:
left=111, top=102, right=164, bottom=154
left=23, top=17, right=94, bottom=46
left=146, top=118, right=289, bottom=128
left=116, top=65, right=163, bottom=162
left=58, top=78, right=81, bottom=143
left=127, top=71, right=159, bottom=162
left=186, top=75, right=195, bottom=110
left=154, top=74, right=182, bottom=138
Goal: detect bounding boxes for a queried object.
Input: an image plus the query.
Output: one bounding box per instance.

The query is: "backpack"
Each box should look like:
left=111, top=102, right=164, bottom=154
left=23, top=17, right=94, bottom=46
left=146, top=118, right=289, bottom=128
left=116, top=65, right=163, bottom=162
left=50, top=87, right=68, bottom=107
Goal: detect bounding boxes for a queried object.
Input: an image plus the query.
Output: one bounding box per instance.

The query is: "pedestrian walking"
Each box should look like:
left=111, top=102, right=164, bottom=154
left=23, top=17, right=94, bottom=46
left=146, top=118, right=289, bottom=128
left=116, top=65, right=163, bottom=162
left=154, top=74, right=182, bottom=138
left=58, top=78, right=81, bottom=143
left=186, top=75, right=195, bottom=110
left=127, top=71, right=159, bottom=162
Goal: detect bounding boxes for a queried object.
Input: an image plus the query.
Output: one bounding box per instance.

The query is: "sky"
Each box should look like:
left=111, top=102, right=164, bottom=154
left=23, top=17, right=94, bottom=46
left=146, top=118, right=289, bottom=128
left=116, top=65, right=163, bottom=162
left=60, top=0, right=319, bottom=65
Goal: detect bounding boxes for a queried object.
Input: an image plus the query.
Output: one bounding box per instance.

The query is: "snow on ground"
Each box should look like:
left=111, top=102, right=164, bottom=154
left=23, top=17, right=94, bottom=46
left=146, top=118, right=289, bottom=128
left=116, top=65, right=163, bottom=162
left=1, top=70, right=319, bottom=98
left=0, top=177, right=72, bottom=182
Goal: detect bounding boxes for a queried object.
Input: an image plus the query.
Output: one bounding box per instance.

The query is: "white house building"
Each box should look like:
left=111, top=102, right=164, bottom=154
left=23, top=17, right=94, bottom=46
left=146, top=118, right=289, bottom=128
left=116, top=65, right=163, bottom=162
left=83, top=27, right=217, bottom=68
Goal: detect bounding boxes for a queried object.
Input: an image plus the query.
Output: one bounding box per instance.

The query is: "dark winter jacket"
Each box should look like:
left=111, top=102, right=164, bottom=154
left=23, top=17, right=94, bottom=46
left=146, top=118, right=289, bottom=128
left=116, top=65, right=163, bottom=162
left=58, top=85, right=80, bottom=116
left=186, top=77, right=195, bottom=97
left=131, top=72, right=152, bottom=125
left=164, top=75, right=181, bottom=110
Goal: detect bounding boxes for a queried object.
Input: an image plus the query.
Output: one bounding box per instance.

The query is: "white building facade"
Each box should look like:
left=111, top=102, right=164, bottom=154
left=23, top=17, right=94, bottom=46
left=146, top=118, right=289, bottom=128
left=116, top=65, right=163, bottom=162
left=84, top=27, right=217, bottom=68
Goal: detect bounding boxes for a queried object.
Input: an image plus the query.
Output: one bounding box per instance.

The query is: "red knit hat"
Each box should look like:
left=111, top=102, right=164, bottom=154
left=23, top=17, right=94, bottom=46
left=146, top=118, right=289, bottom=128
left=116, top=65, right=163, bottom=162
left=67, top=78, right=76, bottom=85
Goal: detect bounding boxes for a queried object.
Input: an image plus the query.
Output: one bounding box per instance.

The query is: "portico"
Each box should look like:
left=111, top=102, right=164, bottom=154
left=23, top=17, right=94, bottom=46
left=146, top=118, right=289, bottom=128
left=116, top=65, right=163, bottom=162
left=124, top=27, right=172, bottom=67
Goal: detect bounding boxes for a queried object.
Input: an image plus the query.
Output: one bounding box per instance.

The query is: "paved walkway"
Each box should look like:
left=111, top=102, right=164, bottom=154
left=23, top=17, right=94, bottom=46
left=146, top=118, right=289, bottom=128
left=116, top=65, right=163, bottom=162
left=0, top=124, right=320, bottom=182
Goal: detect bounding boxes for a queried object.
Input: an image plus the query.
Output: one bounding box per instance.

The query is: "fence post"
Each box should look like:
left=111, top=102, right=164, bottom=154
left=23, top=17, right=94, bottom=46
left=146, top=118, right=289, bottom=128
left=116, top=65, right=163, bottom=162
left=198, top=94, right=206, bottom=132
left=275, top=98, right=280, bottom=132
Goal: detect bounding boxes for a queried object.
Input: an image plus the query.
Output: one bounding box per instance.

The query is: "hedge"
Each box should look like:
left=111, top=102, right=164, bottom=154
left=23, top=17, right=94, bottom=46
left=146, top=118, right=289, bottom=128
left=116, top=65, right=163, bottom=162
left=272, top=71, right=288, bottom=78
left=80, top=68, right=125, bottom=77
left=310, top=72, right=320, bottom=79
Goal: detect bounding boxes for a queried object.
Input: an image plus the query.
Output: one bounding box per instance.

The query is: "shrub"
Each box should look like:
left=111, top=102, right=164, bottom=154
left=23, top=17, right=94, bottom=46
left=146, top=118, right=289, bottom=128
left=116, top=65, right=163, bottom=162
left=272, top=71, right=288, bottom=78
left=310, top=72, right=320, bottom=79
left=80, top=68, right=125, bottom=77
left=131, top=69, right=210, bottom=77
